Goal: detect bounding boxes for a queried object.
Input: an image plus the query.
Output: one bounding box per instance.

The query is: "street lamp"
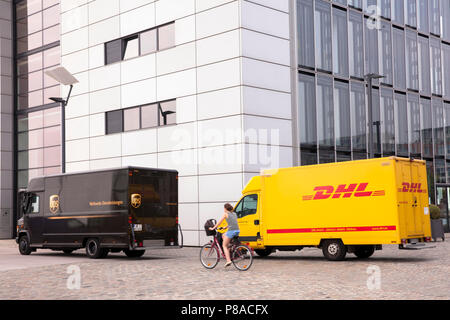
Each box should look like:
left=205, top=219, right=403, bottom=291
left=45, top=67, right=79, bottom=173
left=364, top=73, right=384, bottom=159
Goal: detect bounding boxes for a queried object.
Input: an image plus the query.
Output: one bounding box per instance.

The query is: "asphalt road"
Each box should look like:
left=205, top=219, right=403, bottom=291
left=0, top=239, right=448, bottom=300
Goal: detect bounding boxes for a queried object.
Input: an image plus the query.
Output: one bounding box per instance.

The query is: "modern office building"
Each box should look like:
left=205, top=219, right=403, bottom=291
left=0, top=0, right=449, bottom=242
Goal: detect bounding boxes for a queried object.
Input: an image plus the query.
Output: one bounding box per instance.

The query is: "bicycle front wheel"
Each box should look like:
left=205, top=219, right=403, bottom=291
left=200, top=243, right=220, bottom=269
left=232, top=245, right=253, bottom=271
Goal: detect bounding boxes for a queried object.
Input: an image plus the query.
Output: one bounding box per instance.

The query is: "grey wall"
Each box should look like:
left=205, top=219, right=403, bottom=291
left=0, top=0, right=14, bottom=239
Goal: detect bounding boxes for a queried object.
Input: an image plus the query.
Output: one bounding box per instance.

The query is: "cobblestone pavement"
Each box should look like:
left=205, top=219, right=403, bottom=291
left=0, top=239, right=448, bottom=300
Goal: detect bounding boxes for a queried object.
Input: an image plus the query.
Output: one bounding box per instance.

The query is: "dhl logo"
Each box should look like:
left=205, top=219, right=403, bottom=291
left=302, top=183, right=385, bottom=201
left=398, top=182, right=427, bottom=194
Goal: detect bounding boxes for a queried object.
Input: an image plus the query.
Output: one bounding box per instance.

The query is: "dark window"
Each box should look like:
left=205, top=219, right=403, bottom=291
left=105, top=39, right=123, bottom=65
left=235, top=194, right=258, bottom=219
left=106, top=110, right=123, bottom=134
left=29, top=194, right=40, bottom=214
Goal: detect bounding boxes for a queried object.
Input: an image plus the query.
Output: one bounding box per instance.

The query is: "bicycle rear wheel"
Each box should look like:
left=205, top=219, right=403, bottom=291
left=200, top=243, right=220, bottom=269
left=232, top=245, right=253, bottom=271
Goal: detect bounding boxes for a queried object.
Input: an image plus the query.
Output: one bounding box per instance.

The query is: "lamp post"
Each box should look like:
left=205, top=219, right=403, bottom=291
left=44, top=67, right=79, bottom=173
left=364, top=73, right=384, bottom=159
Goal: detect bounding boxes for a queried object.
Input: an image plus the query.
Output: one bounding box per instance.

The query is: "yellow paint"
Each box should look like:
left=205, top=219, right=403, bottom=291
left=237, top=157, right=432, bottom=249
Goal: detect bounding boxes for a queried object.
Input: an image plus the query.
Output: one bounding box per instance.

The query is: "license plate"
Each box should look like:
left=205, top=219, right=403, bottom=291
left=133, top=224, right=142, bottom=232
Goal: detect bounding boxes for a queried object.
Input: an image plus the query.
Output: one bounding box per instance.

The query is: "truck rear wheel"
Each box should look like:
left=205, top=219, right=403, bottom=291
left=354, top=246, right=375, bottom=259
left=255, top=248, right=273, bottom=258
left=124, top=249, right=145, bottom=258
left=85, top=238, right=104, bottom=259
left=18, top=236, right=32, bottom=255
left=322, top=240, right=347, bottom=261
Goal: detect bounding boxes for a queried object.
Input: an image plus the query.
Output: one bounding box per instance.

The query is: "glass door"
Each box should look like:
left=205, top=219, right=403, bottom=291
left=436, top=187, right=450, bottom=232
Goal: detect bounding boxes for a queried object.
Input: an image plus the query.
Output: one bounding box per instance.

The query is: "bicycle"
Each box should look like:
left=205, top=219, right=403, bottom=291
left=200, top=224, right=253, bottom=271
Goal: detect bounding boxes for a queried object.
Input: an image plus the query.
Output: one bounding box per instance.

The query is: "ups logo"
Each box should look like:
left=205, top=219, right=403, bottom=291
left=131, top=193, right=142, bottom=209
left=49, top=195, right=59, bottom=214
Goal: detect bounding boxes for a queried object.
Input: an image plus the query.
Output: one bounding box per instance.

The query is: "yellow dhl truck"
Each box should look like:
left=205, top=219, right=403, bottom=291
left=235, top=157, right=433, bottom=261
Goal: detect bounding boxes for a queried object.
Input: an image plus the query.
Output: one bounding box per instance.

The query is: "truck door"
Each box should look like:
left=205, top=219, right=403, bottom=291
left=25, top=193, right=45, bottom=245
left=409, top=162, right=428, bottom=236
left=400, top=163, right=425, bottom=237
left=235, top=194, right=260, bottom=242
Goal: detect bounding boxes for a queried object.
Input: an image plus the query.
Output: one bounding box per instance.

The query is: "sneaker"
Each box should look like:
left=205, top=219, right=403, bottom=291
left=224, top=261, right=232, bottom=268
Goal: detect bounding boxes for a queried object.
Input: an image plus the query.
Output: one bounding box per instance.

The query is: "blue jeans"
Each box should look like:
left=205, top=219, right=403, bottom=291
left=225, top=230, right=240, bottom=239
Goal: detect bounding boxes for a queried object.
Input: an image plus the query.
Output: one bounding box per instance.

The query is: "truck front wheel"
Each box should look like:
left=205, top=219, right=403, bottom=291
left=255, top=248, right=273, bottom=258
left=18, top=236, right=32, bottom=255
left=322, top=240, right=347, bottom=261
left=354, top=246, right=375, bottom=259
left=85, top=238, right=106, bottom=259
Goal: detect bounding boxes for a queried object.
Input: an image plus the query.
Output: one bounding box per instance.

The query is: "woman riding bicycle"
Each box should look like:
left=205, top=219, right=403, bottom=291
left=209, top=203, right=240, bottom=267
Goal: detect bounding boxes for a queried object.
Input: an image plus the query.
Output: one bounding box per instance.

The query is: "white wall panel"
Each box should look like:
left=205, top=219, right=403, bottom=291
left=198, top=173, right=242, bottom=202
left=241, top=29, right=290, bottom=66
left=243, top=115, right=292, bottom=146
left=178, top=176, right=199, bottom=203
left=66, top=116, right=90, bottom=140
left=242, top=86, right=291, bottom=119
left=119, top=0, right=155, bottom=13
left=61, top=27, right=88, bottom=55
left=66, top=138, right=90, bottom=162
left=90, top=135, right=122, bottom=159
left=89, top=64, right=121, bottom=92
left=198, top=115, right=242, bottom=148
left=89, top=44, right=105, bottom=69
left=121, top=78, right=156, bottom=108
left=121, top=53, right=156, bottom=84
left=61, top=0, right=88, bottom=13
left=158, top=122, right=197, bottom=152
left=197, top=58, right=240, bottom=93
left=62, top=49, right=89, bottom=75
left=158, top=149, right=198, bottom=176
left=196, top=29, right=240, bottom=66
left=89, top=16, right=120, bottom=47
left=121, top=153, right=158, bottom=167
left=178, top=203, right=199, bottom=230
left=197, top=87, right=241, bottom=120
left=196, top=0, right=236, bottom=12
left=196, top=1, right=239, bottom=39
left=241, top=1, right=290, bottom=39
left=66, top=93, right=89, bottom=119
left=89, top=86, right=121, bottom=114
left=66, top=160, right=90, bottom=173
left=156, top=68, right=196, bottom=101
left=246, top=0, right=289, bottom=13
left=89, top=113, right=105, bottom=137
left=198, top=144, right=243, bottom=175
left=175, top=15, right=196, bottom=46
left=90, top=157, right=122, bottom=169
left=121, top=129, right=157, bottom=156
left=61, top=5, right=88, bottom=34
left=244, top=144, right=293, bottom=172
left=157, top=43, right=196, bottom=76
left=242, top=57, right=291, bottom=92
left=89, top=0, right=120, bottom=25
left=120, top=3, right=156, bottom=37
left=155, top=0, right=195, bottom=25
left=175, top=95, right=197, bottom=124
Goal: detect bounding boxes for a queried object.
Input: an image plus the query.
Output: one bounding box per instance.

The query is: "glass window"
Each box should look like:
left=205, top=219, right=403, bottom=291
left=298, top=73, right=317, bottom=148
left=317, top=75, right=334, bottom=148
left=418, top=0, right=429, bottom=33
left=319, top=149, right=335, bottom=163
left=333, top=0, right=347, bottom=6
left=363, top=0, right=377, bottom=15
left=158, top=23, right=175, bottom=51
left=379, top=21, right=392, bottom=85
left=392, top=0, right=405, bottom=25
left=445, top=102, right=450, bottom=158
left=43, top=126, right=61, bottom=147
left=380, top=0, right=391, bottom=19
left=141, top=104, right=159, bottom=129
left=106, top=110, right=123, bottom=134
left=421, top=98, right=433, bottom=158
left=16, top=0, right=42, bottom=19
left=349, top=11, right=364, bottom=79
left=140, top=29, right=157, bottom=55
left=395, top=93, right=408, bottom=156
left=371, top=88, right=381, bottom=154
left=442, top=0, right=450, bottom=41
left=406, top=0, right=417, bottom=28
left=43, top=25, right=60, bottom=45
left=43, top=4, right=60, bottom=29
left=105, top=39, right=122, bottom=65
left=337, top=152, right=351, bottom=162
left=44, top=146, right=61, bottom=167
left=349, top=0, right=362, bottom=9
left=301, top=149, right=318, bottom=165
left=393, top=28, right=406, bottom=90
left=314, top=0, right=332, bottom=72
left=28, top=129, right=43, bottom=149
left=124, top=107, right=140, bottom=131
left=235, top=194, right=258, bottom=219
left=334, top=80, right=350, bottom=151
left=159, top=100, right=177, bottom=126
left=350, top=81, right=366, bottom=152
left=332, top=7, right=348, bottom=77
left=408, top=94, right=421, bottom=156
left=442, top=44, right=450, bottom=99
left=28, top=148, right=44, bottom=169
left=435, top=159, right=446, bottom=183
left=43, top=107, right=61, bottom=127
left=380, top=88, right=395, bottom=155
left=297, top=0, right=315, bottom=68
left=429, top=0, right=441, bottom=36
left=30, top=195, right=40, bottom=214
left=433, top=99, right=445, bottom=156
left=43, top=46, right=60, bottom=68
left=430, top=38, right=442, bottom=96
left=28, top=110, right=43, bottom=130
left=418, top=36, right=431, bottom=95
left=364, top=17, right=379, bottom=81
left=405, top=30, right=419, bottom=91
left=123, top=36, right=139, bottom=60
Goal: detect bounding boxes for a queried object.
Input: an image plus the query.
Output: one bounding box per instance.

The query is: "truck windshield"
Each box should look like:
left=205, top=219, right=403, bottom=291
left=235, top=194, right=258, bottom=218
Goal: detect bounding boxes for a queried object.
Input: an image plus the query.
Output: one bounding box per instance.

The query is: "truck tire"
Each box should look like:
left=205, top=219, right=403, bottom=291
left=322, top=239, right=347, bottom=261
left=18, top=235, right=32, bottom=255
left=85, top=238, right=103, bottom=259
left=354, top=246, right=375, bottom=259
left=124, top=249, right=145, bottom=258
left=255, top=248, right=273, bottom=257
